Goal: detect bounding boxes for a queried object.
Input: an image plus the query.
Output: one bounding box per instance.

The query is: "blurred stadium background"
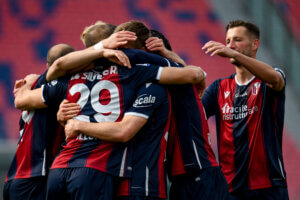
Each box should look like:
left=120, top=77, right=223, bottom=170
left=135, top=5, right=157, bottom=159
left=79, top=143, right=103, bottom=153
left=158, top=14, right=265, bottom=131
left=0, top=0, right=299, bottom=199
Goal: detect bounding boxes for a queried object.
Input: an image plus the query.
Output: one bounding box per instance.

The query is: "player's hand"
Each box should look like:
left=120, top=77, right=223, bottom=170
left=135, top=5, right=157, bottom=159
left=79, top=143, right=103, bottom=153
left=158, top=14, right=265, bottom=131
left=57, top=99, right=81, bottom=126
left=145, top=37, right=168, bottom=56
left=13, top=79, right=25, bottom=96
left=102, top=31, right=137, bottom=49
left=202, top=41, right=237, bottom=58
left=103, top=49, right=131, bottom=68
left=65, top=119, right=80, bottom=140
left=24, top=74, right=39, bottom=86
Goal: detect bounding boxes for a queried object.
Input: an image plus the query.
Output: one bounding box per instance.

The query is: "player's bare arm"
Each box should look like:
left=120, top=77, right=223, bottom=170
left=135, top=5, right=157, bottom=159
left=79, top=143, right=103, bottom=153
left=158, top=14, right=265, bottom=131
left=159, top=65, right=206, bottom=85
left=202, top=40, right=285, bottom=91
left=146, top=37, right=186, bottom=66
left=65, top=116, right=147, bottom=142
left=14, top=74, right=47, bottom=110
left=47, top=48, right=131, bottom=82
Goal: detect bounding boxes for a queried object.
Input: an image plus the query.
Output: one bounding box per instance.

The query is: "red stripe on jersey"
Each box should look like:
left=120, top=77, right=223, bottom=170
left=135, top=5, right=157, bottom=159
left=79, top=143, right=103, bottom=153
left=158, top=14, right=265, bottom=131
left=117, top=178, right=130, bottom=196
left=167, top=114, right=186, bottom=176
left=192, top=86, right=218, bottom=167
left=51, top=139, right=83, bottom=168
left=218, top=78, right=236, bottom=189
left=15, top=120, right=33, bottom=178
left=247, top=79, right=271, bottom=189
left=85, top=142, right=114, bottom=171
left=158, top=92, right=172, bottom=198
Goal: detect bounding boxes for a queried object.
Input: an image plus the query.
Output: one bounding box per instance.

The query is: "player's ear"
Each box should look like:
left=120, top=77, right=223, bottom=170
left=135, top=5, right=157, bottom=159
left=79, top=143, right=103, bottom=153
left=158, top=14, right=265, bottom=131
left=252, top=38, right=259, bottom=52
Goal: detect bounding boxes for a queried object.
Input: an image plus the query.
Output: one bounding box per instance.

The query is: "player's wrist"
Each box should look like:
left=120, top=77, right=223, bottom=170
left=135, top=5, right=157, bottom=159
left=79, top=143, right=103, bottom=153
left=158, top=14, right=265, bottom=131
left=94, top=41, right=104, bottom=50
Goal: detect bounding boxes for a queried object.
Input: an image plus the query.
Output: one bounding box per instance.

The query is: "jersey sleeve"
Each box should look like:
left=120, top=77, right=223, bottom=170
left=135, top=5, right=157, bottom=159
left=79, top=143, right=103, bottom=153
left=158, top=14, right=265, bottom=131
left=42, top=77, right=69, bottom=107
left=202, top=80, right=219, bottom=118
left=274, top=67, right=286, bottom=84
left=125, top=83, right=168, bottom=119
left=121, top=48, right=181, bottom=67
left=34, top=71, right=47, bottom=88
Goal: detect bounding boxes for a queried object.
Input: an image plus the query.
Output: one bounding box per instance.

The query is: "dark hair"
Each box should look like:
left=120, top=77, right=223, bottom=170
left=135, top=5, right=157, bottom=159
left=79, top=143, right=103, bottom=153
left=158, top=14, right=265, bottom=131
left=150, top=29, right=172, bottom=51
left=226, top=20, right=260, bottom=39
left=114, top=20, right=150, bottom=49
left=84, top=24, right=115, bottom=47
left=47, top=44, right=75, bottom=67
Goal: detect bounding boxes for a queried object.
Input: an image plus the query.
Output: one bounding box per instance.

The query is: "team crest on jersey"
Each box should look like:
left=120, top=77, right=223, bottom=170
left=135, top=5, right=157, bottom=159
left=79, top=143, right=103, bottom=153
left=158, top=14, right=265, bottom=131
left=133, top=94, right=156, bottom=108
left=224, top=91, right=230, bottom=99
left=252, top=82, right=260, bottom=95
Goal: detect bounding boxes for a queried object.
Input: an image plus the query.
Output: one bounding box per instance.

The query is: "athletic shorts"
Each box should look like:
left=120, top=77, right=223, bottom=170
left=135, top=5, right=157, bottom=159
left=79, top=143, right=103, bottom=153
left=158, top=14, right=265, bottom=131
left=229, top=186, right=289, bottom=200
left=116, top=196, right=165, bottom=200
left=46, top=167, right=117, bottom=200
left=169, top=167, right=230, bottom=200
left=3, top=176, right=47, bottom=200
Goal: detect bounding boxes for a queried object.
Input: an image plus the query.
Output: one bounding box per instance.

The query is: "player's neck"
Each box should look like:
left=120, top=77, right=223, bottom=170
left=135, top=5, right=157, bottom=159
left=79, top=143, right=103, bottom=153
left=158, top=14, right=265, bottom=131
left=235, top=66, right=254, bottom=85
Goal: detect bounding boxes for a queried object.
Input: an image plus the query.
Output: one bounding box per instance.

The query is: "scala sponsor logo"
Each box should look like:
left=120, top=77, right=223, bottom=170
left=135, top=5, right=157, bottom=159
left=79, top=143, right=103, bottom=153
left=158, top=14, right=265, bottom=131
left=221, top=103, right=258, bottom=120
left=133, top=94, right=156, bottom=108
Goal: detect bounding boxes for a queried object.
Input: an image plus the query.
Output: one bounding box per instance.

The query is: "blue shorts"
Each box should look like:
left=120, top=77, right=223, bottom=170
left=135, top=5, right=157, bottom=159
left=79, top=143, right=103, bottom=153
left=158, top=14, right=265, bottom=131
left=229, top=187, right=289, bottom=200
left=3, top=176, right=47, bottom=200
left=46, top=167, right=117, bottom=200
left=169, top=167, right=230, bottom=200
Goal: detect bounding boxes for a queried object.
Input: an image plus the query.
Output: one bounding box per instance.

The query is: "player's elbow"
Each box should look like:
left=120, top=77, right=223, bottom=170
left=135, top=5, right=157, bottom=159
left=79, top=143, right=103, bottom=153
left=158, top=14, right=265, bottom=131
left=270, top=76, right=285, bottom=91
left=14, top=98, right=28, bottom=110
left=188, top=67, right=204, bottom=84
left=116, top=131, right=132, bottom=143
left=114, top=127, right=135, bottom=143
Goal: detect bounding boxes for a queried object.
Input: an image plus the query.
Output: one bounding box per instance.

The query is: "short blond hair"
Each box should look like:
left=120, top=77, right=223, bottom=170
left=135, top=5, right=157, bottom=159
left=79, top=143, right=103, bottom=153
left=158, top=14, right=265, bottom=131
left=80, top=20, right=106, bottom=46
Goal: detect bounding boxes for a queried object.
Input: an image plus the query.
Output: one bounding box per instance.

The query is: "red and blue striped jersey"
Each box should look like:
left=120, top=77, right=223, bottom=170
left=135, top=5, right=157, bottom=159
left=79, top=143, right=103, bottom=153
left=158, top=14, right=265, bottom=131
left=117, top=83, right=171, bottom=199
left=6, top=72, right=65, bottom=182
left=167, top=84, right=219, bottom=177
left=202, top=68, right=287, bottom=192
left=42, top=61, right=162, bottom=177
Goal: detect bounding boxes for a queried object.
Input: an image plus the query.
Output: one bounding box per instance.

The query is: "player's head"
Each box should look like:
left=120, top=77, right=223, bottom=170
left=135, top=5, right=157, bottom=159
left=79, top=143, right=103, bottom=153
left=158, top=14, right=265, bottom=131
left=80, top=20, right=106, bottom=45
left=114, top=20, right=150, bottom=49
left=225, top=20, right=260, bottom=63
left=150, top=29, right=172, bottom=51
left=46, top=44, right=75, bottom=68
left=84, top=23, right=116, bottom=47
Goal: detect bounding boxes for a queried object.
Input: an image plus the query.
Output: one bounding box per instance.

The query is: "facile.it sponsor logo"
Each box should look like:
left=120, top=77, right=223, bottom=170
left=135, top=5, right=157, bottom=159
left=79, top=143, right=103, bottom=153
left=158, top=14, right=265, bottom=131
left=221, top=103, right=258, bottom=120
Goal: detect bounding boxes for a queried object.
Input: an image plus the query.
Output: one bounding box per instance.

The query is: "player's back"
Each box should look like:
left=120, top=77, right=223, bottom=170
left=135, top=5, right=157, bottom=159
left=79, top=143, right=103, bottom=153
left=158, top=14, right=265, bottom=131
left=46, top=59, right=162, bottom=178
left=117, top=83, right=171, bottom=198
left=167, top=83, right=219, bottom=177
